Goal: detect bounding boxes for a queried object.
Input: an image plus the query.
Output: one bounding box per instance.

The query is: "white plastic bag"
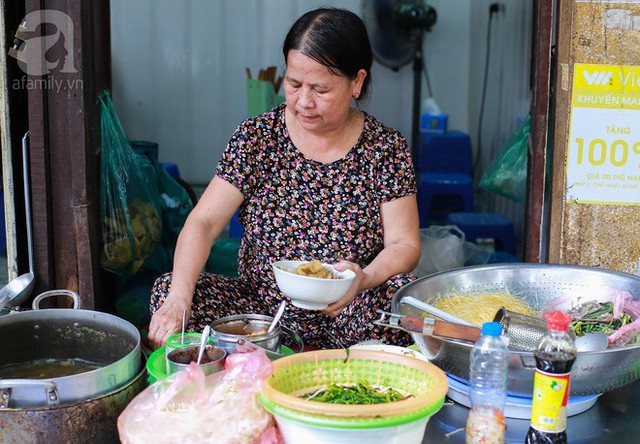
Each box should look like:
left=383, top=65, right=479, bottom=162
left=413, top=225, right=491, bottom=277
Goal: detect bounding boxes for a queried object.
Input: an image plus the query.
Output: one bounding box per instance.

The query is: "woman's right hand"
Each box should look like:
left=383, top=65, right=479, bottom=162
left=147, top=293, right=192, bottom=350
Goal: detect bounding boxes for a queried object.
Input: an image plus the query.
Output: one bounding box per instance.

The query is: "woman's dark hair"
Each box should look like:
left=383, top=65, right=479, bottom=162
left=282, top=8, right=373, bottom=100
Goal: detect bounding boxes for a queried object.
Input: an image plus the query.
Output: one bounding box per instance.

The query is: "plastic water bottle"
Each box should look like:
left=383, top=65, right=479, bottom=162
left=465, top=321, right=508, bottom=444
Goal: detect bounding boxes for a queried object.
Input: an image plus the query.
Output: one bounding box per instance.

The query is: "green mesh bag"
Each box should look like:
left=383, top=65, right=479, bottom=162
left=141, top=158, right=194, bottom=274
left=480, top=114, right=530, bottom=203
left=99, top=90, right=161, bottom=275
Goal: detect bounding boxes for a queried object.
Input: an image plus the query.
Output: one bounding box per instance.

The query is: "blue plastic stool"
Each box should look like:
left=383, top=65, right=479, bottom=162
left=229, top=210, right=243, bottom=238
left=415, top=131, right=473, bottom=174
left=418, top=173, right=475, bottom=226
left=160, top=162, right=180, bottom=180
left=446, top=212, right=516, bottom=255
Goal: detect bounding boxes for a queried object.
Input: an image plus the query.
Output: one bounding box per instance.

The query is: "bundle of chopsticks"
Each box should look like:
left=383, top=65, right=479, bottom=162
left=246, top=65, right=283, bottom=93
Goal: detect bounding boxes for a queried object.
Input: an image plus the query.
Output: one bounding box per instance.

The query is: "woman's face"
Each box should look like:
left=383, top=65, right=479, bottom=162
left=284, top=50, right=366, bottom=133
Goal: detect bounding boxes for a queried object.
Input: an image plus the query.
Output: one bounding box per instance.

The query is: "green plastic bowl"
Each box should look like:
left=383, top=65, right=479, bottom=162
left=146, top=344, right=296, bottom=384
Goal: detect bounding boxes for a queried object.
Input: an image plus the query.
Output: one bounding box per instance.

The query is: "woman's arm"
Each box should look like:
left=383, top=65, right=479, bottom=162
left=326, top=194, right=421, bottom=317
left=147, top=176, right=244, bottom=348
left=362, top=193, right=421, bottom=288
left=169, top=176, right=244, bottom=296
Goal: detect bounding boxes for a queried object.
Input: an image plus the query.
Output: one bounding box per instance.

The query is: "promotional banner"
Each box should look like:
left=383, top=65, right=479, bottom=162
left=566, top=63, right=640, bottom=205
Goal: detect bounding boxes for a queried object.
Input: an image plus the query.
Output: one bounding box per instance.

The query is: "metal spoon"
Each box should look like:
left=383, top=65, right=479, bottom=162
left=267, top=300, right=287, bottom=334
left=196, top=325, right=211, bottom=365
left=181, top=309, right=187, bottom=344
left=400, top=296, right=476, bottom=327
left=0, top=132, right=36, bottom=311
left=575, top=332, right=609, bottom=352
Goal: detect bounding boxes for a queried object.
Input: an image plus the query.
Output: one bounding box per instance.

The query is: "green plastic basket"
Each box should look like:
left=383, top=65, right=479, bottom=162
left=260, top=349, right=448, bottom=423
left=259, top=391, right=443, bottom=429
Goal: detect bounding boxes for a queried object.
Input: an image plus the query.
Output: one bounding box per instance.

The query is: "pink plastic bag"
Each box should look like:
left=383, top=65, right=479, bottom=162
left=118, top=345, right=282, bottom=444
left=540, top=287, right=640, bottom=347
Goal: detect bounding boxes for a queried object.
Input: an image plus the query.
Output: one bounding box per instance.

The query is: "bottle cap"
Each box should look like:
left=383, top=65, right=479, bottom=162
left=481, top=322, right=503, bottom=336
left=545, top=310, right=572, bottom=331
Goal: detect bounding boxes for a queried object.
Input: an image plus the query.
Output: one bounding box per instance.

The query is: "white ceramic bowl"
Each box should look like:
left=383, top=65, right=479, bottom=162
left=272, top=260, right=356, bottom=310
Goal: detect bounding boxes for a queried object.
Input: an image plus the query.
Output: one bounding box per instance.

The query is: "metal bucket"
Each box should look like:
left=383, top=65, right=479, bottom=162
left=0, top=291, right=141, bottom=408
left=392, top=263, right=640, bottom=397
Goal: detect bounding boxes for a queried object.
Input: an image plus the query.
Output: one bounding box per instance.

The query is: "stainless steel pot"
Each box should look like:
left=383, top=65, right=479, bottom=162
left=0, top=290, right=141, bottom=408
left=0, top=362, right=147, bottom=444
left=392, top=263, right=640, bottom=397
left=210, top=314, right=304, bottom=358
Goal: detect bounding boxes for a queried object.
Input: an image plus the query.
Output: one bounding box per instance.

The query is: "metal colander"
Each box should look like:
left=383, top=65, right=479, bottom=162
left=392, top=263, right=640, bottom=397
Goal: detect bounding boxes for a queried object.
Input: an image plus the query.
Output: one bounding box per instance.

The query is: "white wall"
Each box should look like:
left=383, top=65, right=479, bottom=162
left=110, top=1, right=533, bottom=250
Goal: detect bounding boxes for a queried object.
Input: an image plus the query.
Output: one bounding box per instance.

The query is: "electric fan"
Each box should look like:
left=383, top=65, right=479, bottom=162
left=362, top=0, right=437, bottom=152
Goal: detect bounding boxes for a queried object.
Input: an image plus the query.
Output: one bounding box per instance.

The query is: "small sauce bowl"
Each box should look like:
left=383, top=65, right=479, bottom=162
left=166, top=344, right=226, bottom=376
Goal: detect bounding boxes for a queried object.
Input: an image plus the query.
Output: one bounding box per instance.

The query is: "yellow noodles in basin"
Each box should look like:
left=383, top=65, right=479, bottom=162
left=431, top=290, right=537, bottom=326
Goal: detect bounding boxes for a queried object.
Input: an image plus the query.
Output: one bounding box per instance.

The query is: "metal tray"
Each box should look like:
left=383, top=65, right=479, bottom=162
left=391, top=263, right=640, bottom=397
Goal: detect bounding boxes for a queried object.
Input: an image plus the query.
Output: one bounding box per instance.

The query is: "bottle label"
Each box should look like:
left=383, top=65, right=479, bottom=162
left=530, top=369, right=571, bottom=433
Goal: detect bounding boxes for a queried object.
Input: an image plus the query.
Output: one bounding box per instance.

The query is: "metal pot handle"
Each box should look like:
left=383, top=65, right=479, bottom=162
left=32, top=290, right=81, bottom=310
left=0, top=379, right=60, bottom=408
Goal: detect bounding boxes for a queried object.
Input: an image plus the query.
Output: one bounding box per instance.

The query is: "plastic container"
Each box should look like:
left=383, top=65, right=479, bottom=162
left=466, top=321, right=508, bottom=443
left=266, top=407, right=431, bottom=444
left=259, top=349, right=448, bottom=444
left=246, top=79, right=285, bottom=117
left=525, top=311, right=577, bottom=444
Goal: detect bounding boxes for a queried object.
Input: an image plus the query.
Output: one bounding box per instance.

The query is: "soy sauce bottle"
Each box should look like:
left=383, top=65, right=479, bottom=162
left=525, top=310, right=577, bottom=444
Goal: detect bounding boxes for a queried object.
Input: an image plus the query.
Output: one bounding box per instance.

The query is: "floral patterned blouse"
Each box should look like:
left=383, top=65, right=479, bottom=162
left=216, top=102, right=416, bottom=290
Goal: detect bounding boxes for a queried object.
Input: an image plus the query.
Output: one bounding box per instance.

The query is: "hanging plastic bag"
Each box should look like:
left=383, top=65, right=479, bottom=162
left=117, top=346, right=282, bottom=444
left=480, top=114, right=530, bottom=203
left=141, top=158, right=194, bottom=274
left=99, top=91, right=161, bottom=275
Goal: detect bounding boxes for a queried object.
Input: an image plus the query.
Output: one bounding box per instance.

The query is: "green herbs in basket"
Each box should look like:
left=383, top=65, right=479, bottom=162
left=300, top=380, right=409, bottom=405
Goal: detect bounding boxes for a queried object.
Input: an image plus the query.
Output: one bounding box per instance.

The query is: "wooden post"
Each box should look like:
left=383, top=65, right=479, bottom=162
left=549, top=0, right=640, bottom=274
left=20, top=0, right=111, bottom=308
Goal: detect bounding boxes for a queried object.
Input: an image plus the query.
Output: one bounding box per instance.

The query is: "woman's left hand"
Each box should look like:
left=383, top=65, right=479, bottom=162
left=324, top=260, right=368, bottom=318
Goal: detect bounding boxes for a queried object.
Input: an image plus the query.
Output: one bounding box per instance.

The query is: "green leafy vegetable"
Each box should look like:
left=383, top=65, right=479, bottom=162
left=570, top=302, right=633, bottom=337
left=299, top=380, right=408, bottom=405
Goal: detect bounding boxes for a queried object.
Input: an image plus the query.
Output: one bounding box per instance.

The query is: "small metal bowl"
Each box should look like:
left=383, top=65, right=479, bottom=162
left=211, top=314, right=282, bottom=355
left=166, top=344, right=226, bottom=376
